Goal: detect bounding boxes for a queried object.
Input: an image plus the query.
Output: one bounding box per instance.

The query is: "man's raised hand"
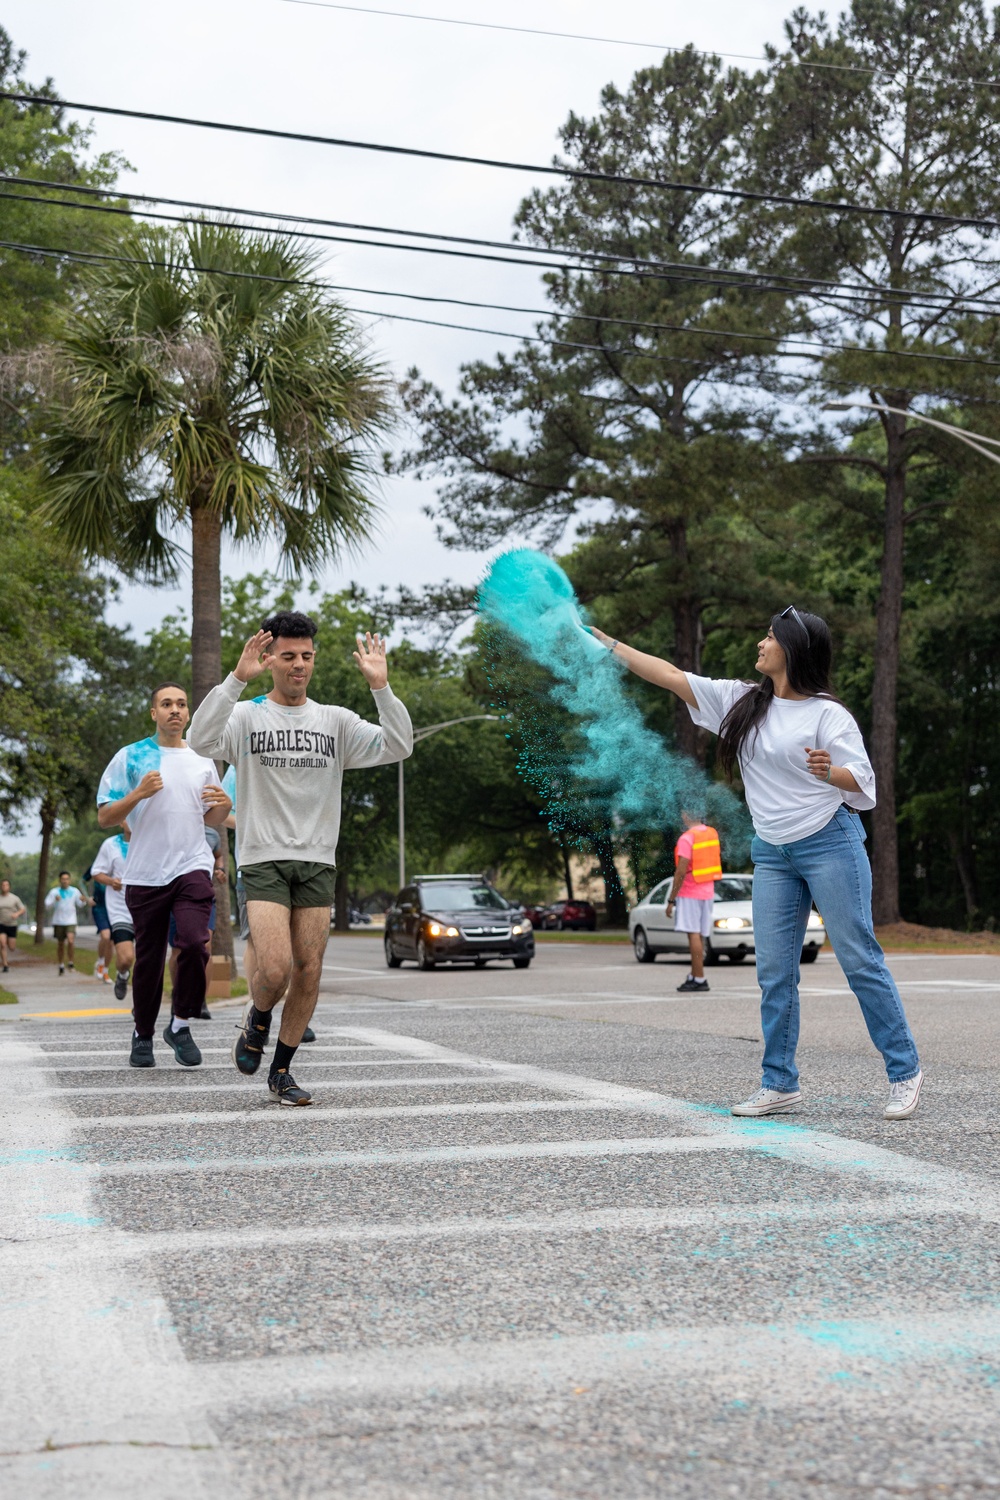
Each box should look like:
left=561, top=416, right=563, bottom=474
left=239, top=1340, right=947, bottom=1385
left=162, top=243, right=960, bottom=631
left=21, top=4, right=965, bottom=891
left=233, top=629, right=274, bottom=684
left=135, top=771, right=164, bottom=800
left=353, top=631, right=389, bottom=690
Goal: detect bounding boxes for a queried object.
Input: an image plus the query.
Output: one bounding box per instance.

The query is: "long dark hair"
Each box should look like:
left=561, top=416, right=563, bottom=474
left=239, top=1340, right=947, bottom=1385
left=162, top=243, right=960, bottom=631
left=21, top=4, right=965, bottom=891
left=717, top=610, right=837, bottom=780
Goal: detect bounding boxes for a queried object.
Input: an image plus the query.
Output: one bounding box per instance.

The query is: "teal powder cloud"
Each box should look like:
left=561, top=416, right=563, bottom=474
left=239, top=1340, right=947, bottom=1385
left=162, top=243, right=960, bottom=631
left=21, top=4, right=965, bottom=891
left=477, top=549, right=750, bottom=855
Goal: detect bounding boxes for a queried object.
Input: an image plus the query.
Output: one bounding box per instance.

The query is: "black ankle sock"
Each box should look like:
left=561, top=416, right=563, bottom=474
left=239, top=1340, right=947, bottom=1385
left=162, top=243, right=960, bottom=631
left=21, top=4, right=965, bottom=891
left=269, top=1039, right=297, bottom=1079
left=249, top=1004, right=271, bottom=1032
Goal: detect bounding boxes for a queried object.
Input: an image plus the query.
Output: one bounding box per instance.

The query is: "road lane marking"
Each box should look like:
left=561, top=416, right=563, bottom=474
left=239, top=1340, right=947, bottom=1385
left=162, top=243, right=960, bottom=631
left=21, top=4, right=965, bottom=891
left=29, top=1073, right=555, bottom=1099
left=30, top=1057, right=487, bottom=1074
left=0, top=1195, right=934, bottom=1265
left=85, top=1133, right=745, bottom=1179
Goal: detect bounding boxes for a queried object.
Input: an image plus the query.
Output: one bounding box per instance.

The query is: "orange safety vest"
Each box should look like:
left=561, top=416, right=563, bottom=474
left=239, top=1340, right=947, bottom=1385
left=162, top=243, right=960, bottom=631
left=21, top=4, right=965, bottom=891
left=676, top=824, right=722, bottom=883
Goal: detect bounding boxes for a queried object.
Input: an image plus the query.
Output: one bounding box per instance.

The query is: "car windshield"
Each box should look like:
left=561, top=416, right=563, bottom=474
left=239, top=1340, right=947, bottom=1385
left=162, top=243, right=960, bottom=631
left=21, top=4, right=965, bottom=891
left=717, top=877, right=754, bottom=902
left=420, top=883, right=509, bottom=912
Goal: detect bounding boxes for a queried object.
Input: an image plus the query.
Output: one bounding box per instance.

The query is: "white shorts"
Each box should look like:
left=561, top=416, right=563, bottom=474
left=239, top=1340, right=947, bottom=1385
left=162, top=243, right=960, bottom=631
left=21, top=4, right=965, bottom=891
left=673, top=897, right=713, bottom=937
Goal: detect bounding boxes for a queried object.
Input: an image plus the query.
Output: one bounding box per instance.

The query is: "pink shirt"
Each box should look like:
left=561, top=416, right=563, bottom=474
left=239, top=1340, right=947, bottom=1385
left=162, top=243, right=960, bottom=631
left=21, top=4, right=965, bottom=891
left=674, top=829, right=716, bottom=900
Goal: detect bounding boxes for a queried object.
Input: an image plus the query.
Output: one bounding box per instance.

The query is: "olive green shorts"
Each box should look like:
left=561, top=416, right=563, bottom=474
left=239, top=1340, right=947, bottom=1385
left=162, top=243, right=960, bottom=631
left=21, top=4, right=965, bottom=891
left=240, top=860, right=336, bottom=910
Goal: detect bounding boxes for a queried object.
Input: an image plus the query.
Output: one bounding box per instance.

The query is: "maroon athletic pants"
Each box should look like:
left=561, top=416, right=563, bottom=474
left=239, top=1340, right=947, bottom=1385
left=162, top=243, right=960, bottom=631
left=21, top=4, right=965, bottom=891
left=126, top=869, right=213, bottom=1038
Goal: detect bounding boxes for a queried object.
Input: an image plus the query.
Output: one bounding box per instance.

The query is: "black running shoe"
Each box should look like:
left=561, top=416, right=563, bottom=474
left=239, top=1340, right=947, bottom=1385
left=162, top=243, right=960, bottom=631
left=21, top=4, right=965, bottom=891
left=114, top=969, right=129, bottom=1001
left=130, top=1034, right=155, bottom=1068
left=301, top=1025, right=316, bottom=1043
left=676, top=977, right=710, bottom=993
left=268, top=1069, right=312, bottom=1106
left=232, top=1001, right=271, bottom=1075
left=199, top=1001, right=213, bottom=1020
left=162, top=1021, right=202, bottom=1067
left=67, top=962, right=74, bottom=971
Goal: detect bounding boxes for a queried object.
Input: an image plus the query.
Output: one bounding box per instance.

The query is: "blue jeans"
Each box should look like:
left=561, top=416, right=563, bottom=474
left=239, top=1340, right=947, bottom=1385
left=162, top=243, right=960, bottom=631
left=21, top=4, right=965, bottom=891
left=751, top=807, right=920, bottom=1090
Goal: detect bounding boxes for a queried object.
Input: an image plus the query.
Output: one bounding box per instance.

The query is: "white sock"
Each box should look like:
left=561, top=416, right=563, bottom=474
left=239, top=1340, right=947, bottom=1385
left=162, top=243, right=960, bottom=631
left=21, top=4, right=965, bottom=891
left=171, top=1014, right=189, bottom=1033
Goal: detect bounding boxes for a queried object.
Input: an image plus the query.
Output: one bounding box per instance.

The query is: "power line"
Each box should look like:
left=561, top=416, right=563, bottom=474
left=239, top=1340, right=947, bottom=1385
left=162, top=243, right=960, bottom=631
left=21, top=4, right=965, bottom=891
left=279, top=1, right=1000, bottom=90
left=3, top=89, right=997, bottom=233
left=6, top=175, right=1000, bottom=323
left=4, top=234, right=1000, bottom=375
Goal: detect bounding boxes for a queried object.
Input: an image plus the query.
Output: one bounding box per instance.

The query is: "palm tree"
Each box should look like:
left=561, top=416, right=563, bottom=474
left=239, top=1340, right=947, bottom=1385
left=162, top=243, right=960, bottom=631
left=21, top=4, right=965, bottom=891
left=38, top=219, right=393, bottom=706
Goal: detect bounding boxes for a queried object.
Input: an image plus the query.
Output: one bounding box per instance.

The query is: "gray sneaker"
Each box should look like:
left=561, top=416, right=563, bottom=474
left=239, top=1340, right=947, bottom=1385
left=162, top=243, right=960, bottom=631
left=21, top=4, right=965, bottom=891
left=162, top=1021, right=202, bottom=1068
left=731, top=1086, right=802, bottom=1117
left=884, top=1070, right=923, bottom=1120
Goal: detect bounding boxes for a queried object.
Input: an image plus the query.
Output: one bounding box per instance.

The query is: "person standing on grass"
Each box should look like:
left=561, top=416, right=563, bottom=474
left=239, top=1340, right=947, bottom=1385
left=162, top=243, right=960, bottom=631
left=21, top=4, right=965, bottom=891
left=96, top=683, right=231, bottom=1070
left=591, top=608, right=923, bottom=1121
left=91, top=825, right=135, bottom=1003
left=44, top=872, right=91, bottom=975
left=188, top=612, right=412, bottom=1107
left=0, top=879, right=26, bottom=971
left=665, top=810, right=722, bottom=994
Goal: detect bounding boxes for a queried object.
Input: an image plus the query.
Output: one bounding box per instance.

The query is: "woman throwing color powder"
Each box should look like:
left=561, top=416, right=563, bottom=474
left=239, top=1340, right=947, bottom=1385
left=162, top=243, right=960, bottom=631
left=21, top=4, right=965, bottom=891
left=591, top=608, right=922, bottom=1121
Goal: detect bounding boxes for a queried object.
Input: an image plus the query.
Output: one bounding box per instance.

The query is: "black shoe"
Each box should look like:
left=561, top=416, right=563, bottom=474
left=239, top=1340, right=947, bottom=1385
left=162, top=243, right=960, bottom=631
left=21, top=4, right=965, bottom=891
left=232, top=1002, right=271, bottom=1075
left=67, top=962, right=74, bottom=971
left=301, top=1025, right=316, bottom=1043
left=114, top=969, right=129, bottom=1001
left=199, top=1001, right=213, bottom=1020
left=268, top=1069, right=312, bottom=1106
left=162, top=1021, right=203, bottom=1067
left=129, top=1034, right=155, bottom=1068
left=58, top=965, right=64, bottom=975
left=2, top=965, right=7, bottom=973
left=676, top=977, right=710, bottom=993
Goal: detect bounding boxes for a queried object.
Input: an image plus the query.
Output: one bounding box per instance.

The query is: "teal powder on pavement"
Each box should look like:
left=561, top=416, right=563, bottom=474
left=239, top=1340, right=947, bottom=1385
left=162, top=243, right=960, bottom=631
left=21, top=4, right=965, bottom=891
left=477, top=549, right=749, bottom=853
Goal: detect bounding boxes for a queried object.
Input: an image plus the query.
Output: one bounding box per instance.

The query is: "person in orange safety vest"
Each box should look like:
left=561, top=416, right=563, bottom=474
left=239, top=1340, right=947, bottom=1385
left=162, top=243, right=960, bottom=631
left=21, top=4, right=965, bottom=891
left=666, top=809, right=722, bottom=994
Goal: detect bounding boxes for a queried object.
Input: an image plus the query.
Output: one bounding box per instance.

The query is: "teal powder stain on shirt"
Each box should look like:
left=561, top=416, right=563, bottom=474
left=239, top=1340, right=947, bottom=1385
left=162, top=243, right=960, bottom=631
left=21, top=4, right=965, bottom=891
left=125, top=736, right=161, bottom=786
left=477, top=549, right=750, bottom=852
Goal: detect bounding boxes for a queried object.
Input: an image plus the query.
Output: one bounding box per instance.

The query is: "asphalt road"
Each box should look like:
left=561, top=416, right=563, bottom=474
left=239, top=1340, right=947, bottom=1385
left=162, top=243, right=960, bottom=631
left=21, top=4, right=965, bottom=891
left=2, top=935, right=999, bottom=1498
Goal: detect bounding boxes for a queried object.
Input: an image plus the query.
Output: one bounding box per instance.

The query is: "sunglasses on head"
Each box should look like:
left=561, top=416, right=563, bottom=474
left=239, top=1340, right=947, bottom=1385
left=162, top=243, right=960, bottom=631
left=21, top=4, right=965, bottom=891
left=778, top=605, right=810, bottom=642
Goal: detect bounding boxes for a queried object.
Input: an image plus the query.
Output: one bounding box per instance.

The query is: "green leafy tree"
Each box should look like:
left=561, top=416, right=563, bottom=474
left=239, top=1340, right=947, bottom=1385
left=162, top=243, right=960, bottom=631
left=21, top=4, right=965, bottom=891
left=36, top=219, right=393, bottom=709
left=755, top=0, right=1000, bottom=920
left=0, top=470, right=144, bottom=938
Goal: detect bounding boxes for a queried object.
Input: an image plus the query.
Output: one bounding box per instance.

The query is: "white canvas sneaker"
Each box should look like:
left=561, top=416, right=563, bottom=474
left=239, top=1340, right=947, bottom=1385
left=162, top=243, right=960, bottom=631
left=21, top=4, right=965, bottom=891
left=731, top=1086, right=802, bottom=1117
left=884, top=1070, right=923, bottom=1120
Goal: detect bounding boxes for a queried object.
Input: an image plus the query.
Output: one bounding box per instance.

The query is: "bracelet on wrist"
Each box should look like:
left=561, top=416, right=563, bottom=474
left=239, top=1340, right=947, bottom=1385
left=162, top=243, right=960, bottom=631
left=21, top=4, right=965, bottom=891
left=825, top=765, right=834, bottom=783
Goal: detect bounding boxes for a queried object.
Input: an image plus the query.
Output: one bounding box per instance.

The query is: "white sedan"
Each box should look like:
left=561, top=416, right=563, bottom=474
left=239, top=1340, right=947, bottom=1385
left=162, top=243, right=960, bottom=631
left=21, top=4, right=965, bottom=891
left=628, top=873, right=828, bottom=966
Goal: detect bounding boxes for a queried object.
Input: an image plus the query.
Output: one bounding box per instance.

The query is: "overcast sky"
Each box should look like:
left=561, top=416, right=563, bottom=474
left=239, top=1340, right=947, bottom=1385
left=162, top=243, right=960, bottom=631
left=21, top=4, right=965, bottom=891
left=8, top=0, right=800, bottom=635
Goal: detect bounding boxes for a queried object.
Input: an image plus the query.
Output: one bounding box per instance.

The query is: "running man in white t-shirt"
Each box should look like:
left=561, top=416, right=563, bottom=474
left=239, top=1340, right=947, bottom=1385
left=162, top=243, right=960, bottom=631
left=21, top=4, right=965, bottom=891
left=91, top=826, right=135, bottom=1002
left=44, top=874, right=91, bottom=974
left=591, top=608, right=922, bottom=1122
left=97, top=682, right=231, bottom=1070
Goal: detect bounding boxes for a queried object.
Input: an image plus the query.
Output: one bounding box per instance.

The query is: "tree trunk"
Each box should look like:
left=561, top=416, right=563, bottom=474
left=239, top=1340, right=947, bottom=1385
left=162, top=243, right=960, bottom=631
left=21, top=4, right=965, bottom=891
left=190, top=494, right=222, bottom=711
left=594, top=831, right=628, bottom=927
left=189, top=493, right=234, bottom=962
left=562, top=845, right=575, bottom=901
left=34, top=798, right=57, bottom=945
left=870, top=410, right=906, bottom=926
left=333, top=867, right=350, bottom=932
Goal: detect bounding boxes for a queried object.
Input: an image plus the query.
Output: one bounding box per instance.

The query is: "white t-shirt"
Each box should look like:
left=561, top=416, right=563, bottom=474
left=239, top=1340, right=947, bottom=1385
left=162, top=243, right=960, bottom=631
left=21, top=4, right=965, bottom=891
left=91, top=835, right=131, bottom=927
left=45, top=887, right=87, bottom=925
left=97, top=738, right=218, bottom=888
left=686, top=675, right=876, bottom=845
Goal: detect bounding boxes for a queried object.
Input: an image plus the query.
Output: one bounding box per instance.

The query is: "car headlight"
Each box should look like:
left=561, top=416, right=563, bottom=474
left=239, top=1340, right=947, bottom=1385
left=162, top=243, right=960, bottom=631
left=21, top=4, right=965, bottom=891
left=714, top=916, right=751, bottom=930
left=446, top=926, right=459, bottom=937
left=807, top=912, right=825, bottom=930
left=511, top=921, right=529, bottom=936
left=427, top=922, right=442, bottom=937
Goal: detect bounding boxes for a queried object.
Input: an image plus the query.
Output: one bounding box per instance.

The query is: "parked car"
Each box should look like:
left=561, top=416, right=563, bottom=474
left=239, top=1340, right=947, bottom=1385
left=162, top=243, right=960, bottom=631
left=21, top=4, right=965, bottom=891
left=544, top=899, right=598, bottom=932
left=628, top=873, right=827, bottom=966
left=384, top=874, right=535, bottom=970
left=520, top=903, right=555, bottom=930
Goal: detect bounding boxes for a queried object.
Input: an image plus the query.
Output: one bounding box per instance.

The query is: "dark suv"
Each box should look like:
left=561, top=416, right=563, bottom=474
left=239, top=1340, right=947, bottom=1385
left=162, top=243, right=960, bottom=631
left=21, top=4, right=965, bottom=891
left=384, top=875, right=535, bottom=970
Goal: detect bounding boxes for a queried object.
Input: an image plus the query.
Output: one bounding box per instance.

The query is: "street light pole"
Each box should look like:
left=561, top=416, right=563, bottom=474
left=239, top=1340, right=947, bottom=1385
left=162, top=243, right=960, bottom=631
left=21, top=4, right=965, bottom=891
left=397, top=714, right=499, bottom=890
left=823, top=400, right=1000, bottom=465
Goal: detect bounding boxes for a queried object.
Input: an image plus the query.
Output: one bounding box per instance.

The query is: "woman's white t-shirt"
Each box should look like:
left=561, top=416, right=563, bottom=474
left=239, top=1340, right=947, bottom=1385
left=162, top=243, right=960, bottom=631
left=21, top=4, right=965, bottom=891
left=685, top=675, right=875, bottom=845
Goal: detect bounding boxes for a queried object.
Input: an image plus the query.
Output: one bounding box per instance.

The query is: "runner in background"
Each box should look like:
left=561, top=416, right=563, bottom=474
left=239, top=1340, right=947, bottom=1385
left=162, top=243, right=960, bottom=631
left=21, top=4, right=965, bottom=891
left=665, top=811, right=722, bottom=994
left=85, top=856, right=113, bottom=984
left=44, top=873, right=92, bottom=975
left=97, top=682, right=231, bottom=1069
left=0, top=879, right=26, bottom=972
left=222, top=762, right=315, bottom=1044
left=92, top=826, right=135, bottom=1002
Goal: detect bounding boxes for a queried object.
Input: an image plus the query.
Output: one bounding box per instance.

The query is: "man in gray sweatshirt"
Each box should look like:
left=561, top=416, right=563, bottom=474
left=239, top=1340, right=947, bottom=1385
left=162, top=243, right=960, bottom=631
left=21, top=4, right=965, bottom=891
left=188, top=610, right=413, bottom=1105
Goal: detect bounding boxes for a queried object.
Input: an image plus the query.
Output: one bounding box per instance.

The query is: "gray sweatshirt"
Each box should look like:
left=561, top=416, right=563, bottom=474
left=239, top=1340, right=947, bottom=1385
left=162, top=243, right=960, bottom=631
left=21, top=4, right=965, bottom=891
left=188, top=674, right=413, bottom=869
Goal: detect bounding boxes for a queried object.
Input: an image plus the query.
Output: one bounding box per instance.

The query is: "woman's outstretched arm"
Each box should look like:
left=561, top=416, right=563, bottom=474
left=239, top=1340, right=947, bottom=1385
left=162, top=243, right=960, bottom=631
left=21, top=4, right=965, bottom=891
left=589, top=627, right=700, bottom=708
